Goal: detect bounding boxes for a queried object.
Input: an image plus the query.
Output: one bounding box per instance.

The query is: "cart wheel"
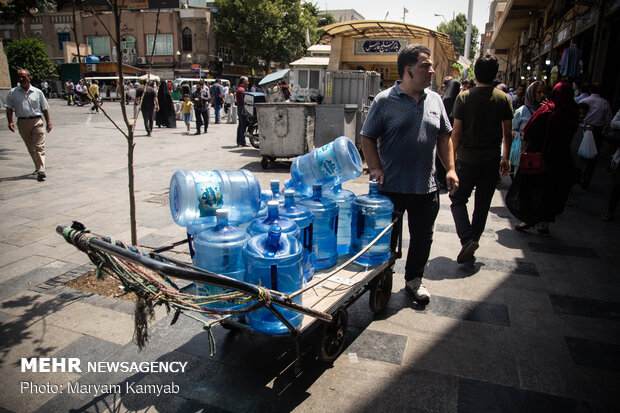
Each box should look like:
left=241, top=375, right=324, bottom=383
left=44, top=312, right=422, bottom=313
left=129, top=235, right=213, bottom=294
left=261, top=156, right=269, bottom=169
left=318, top=307, right=348, bottom=363
left=369, top=266, right=393, bottom=314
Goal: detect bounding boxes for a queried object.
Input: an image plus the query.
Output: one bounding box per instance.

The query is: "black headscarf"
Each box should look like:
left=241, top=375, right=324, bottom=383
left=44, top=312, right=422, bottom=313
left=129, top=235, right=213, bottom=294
left=442, top=79, right=461, bottom=125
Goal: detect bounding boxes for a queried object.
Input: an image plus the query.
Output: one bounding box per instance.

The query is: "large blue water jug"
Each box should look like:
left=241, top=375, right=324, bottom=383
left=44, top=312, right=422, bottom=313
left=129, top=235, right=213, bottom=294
left=169, top=169, right=261, bottom=227
left=284, top=136, right=363, bottom=197
left=247, top=201, right=300, bottom=240
left=324, top=183, right=355, bottom=256
left=279, top=189, right=314, bottom=281
left=193, top=209, right=250, bottom=310
left=243, top=226, right=304, bottom=334
left=350, top=181, right=394, bottom=265
left=270, top=179, right=285, bottom=205
left=300, top=184, right=339, bottom=269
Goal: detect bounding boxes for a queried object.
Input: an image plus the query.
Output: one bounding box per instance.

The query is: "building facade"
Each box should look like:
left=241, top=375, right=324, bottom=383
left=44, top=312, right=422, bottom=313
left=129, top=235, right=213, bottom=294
left=489, top=0, right=620, bottom=107
left=0, top=0, right=219, bottom=81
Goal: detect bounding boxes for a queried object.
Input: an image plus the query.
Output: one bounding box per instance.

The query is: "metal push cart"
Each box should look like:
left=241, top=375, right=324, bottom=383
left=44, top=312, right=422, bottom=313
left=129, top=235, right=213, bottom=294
left=56, top=214, right=402, bottom=371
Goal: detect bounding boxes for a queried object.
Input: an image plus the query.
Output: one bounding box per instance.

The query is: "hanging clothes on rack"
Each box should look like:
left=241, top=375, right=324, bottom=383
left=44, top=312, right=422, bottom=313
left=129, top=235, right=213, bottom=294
left=559, top=44, right=582, bottom=78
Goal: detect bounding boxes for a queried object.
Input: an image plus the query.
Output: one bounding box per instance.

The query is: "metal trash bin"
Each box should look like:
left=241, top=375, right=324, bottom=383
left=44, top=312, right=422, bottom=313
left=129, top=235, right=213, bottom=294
left=255, top=102, right=316, bottom=168
left=314, top=104, right=358, bottom=148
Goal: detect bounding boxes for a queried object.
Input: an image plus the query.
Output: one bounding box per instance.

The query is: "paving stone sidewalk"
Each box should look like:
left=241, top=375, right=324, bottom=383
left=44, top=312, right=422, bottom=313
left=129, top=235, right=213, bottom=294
left=1, top=100, right=619, bottom=412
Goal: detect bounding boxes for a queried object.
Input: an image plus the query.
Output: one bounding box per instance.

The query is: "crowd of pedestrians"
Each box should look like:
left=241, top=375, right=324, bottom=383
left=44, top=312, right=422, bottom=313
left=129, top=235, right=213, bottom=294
left=362, top=44, right=619, bottom=305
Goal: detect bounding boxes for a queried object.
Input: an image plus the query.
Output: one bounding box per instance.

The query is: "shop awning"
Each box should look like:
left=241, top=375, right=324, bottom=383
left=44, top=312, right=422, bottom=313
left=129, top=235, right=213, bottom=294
left=489, top=0, right=544, bottom=49
left=258, top=68, right=290, bottom=86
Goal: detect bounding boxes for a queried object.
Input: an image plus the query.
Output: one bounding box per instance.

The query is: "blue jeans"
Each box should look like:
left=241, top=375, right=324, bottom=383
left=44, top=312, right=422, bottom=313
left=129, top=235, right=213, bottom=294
left=213, top=101, right=222, bottom=123
left=449, top=158, right=500, bottom=245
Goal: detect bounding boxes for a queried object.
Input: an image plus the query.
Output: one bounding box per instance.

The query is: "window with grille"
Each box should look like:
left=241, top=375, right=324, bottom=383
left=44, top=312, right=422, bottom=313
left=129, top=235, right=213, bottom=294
left=57, top=32, right=70, bottom=50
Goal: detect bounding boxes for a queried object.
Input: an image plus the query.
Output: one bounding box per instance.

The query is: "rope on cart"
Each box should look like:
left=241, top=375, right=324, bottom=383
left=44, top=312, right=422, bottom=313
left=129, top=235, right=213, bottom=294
left=59, top=222, right=272, bottom=354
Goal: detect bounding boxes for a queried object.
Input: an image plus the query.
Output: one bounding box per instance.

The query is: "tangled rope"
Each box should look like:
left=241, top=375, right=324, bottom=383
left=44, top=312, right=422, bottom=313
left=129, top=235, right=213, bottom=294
left=60, top=222, right=271, bottom=354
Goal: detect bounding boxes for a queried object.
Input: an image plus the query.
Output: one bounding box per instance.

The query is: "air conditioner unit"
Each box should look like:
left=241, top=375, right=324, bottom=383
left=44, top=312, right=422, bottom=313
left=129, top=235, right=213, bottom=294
left=137, top=57, right=146, bottom=64
left=519, top=31, right=528, bottom=47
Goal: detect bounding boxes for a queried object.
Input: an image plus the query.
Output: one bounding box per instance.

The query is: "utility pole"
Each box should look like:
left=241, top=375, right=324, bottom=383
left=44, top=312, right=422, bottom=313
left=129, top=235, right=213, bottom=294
left=464, top=0, right=474, bottom=61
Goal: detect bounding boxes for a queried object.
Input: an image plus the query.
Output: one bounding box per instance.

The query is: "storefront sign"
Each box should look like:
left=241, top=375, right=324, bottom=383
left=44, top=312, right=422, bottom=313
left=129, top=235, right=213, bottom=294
left=542, top=40, right=551, bottom=53
left=354, top=38, right=410, bottom=55
left=575, top=7, right=598, bottom=33
left=555, top=26, right=571, bottom=45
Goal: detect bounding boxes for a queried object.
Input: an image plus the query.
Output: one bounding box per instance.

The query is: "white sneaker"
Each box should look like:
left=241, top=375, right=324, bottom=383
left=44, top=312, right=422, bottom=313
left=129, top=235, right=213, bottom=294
left=405, top=278, right=431, bottom=303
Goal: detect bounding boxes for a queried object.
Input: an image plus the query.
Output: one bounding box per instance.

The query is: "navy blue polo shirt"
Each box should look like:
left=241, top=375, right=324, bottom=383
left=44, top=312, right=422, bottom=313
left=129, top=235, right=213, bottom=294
left=361, top=81, right=452, bottom=194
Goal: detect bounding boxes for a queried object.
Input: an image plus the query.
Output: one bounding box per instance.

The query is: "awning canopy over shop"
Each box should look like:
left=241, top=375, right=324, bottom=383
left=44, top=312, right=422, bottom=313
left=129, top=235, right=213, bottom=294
left=489, top=0, right=545, bottom=49
left=318, top=20, right=456, bottom=62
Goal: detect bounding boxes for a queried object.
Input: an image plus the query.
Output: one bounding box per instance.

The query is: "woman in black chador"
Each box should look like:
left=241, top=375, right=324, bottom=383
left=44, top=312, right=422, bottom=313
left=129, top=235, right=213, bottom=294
left=156, top=83, right=177, bottom=128
left=508, top=81, right=580, bottom=235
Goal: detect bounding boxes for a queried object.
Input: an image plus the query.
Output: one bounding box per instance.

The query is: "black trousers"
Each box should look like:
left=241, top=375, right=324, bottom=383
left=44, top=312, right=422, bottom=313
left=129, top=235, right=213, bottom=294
left=194, top=107, right=209, bottom=132
left=237, top=111, right=247, bottom=145
left=381, top=191, right=439, bottom=281
left=581, top=126, right=604, bottom=189
left=449, top=158, right=500, bottom=245
left=142, top=108, right=154, bottom=133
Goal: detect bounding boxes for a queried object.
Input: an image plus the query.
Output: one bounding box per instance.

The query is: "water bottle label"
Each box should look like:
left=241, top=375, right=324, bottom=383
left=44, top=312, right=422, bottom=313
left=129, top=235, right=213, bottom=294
left=195, top=171, right=223, bottom=217
left=316, top=142, right=341, bottom=177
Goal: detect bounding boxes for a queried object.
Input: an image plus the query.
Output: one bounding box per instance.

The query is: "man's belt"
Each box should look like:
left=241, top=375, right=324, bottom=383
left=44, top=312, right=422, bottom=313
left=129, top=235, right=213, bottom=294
left=18, top=116, right=41, bottom=120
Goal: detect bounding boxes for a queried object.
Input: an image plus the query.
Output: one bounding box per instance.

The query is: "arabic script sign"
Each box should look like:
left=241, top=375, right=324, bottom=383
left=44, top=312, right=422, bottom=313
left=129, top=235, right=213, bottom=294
left=354, top=38, right=410, bottom=55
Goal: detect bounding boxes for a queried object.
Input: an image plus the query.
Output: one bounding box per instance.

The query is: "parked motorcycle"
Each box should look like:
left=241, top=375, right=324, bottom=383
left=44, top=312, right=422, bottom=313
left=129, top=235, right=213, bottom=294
left=243, top=92, right=265, bottom=149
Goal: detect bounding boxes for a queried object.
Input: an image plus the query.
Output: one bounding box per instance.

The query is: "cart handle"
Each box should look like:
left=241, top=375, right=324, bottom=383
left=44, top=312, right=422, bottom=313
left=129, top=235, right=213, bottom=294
left=289, top=214, right=400, bottom=299
left=56, top=226, right=332, bottom=324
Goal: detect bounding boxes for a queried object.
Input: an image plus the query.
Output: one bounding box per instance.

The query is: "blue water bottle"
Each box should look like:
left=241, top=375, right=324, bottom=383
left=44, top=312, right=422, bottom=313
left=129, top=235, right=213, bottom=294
left=279, top=189, right=314, bottom=281
left=193, top=209, right=250, bottom=310
left=300, top=184, right=339, bottom=269
left=243, top=225, right=304, bottom=334
left=169, top=169, right=261, bottom=227
left=284, top=136, right=363, bottom=197
left=324, top=183, right=355, bottom=256
left=247, top=201, right=300, bottom=240
left=270, top=179, right=285, bottom=205
left=350, top=181, right=394, bottom=265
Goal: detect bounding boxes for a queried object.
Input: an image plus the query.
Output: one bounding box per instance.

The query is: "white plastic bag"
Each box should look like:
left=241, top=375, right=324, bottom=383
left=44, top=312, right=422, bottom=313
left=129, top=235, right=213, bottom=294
left=578, top=129, right=598, bottom=159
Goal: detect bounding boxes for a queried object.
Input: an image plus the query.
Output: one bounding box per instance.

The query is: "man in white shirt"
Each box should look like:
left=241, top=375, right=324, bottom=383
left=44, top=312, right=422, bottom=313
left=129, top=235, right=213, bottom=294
left=5, top=69, right=52, bottom=182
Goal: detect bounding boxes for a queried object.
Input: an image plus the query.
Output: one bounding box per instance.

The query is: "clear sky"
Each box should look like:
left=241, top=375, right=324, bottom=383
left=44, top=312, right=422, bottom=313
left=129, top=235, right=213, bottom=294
left=320, top=0, right=493, bottom=42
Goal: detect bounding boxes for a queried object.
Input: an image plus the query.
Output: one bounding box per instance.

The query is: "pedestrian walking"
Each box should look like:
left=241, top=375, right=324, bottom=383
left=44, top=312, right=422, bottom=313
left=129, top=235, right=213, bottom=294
left=87, top=80, right=100, bottom=113
left=361, top=44, right=458, bottom=304
left=210, top=79, right=224, bottom=124
left=135, top=81, right=158, bottom=136
left=580, top=83, right=613, bottom=190
left=601, top=108, right=620, bottom=222
left=65, top=78, right=75, bottom=105
left=236, top=76, right=249, bottom=147
left=5, top=69, right=52, bottom=182
left=176, top=94, right=194, bottom=134
left=449, top=54, right=514, bottom=265
left=191, top=83, right=209, bottom=135
left=509, top=81, right=580, bottom=235
left=511, top=81, right=544, bottom=175
left=225, top=87, right=236, bottom=124
left=156, top=81, right=177, bottom=128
